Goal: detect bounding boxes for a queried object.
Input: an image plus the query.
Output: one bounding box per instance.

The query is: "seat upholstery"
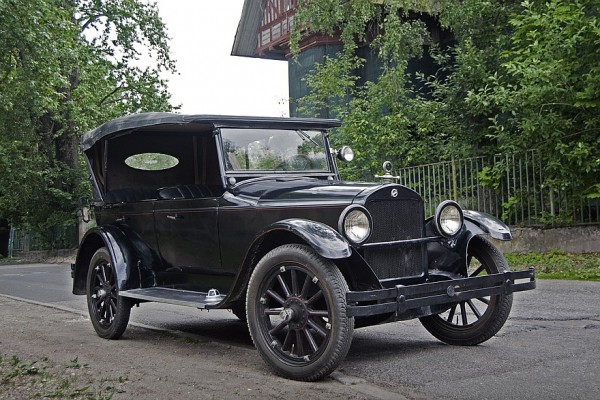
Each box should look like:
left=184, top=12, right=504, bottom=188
left=104, top=185, right=220, bottom=203
left=104, top=188, right=157, bottom=204
left=157, top=184, right=216, bottom=200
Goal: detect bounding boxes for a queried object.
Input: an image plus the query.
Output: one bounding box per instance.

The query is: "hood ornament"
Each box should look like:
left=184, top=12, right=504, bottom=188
left=375, top=161, right=400, bottom=184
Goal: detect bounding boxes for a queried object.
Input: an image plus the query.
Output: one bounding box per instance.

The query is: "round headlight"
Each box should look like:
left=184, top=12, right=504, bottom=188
left=435, top=200, right=464, bottom=238
left=339, top=206, right=371, bottom=244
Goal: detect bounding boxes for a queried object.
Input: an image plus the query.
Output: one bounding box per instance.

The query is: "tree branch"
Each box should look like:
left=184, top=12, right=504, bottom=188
left=99, top=85, right=125, bottom=105
left=79, top=14, right=105, bottom=33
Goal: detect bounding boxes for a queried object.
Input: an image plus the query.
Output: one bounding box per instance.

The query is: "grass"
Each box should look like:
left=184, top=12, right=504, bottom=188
left=505, top=251, right=600, bottom=281
left=0, top=354, right=125, bottom=400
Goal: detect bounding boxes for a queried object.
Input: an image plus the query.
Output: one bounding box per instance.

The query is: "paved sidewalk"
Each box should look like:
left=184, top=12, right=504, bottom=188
left=0, top=295, right=411, bottom=400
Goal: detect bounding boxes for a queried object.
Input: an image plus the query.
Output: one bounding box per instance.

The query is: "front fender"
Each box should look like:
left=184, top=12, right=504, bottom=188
left=266, top=218, right=351, bottom=259
left=425, top=210, right=510, bottom=277
left=463, top=210, right=512, bottom=241
left=221, top=218, right=352, bottom=306
left=72, top=226, right=142, bottom=295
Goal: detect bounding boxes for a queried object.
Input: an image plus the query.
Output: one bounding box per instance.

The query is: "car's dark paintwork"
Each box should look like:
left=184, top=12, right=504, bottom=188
left=73, top=112, right=535, bottom=326
left=71, top=112, right=539, bottom=381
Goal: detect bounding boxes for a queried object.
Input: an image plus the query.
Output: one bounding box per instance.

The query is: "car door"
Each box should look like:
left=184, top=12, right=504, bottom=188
left=154, top=196, right=232, bottom=293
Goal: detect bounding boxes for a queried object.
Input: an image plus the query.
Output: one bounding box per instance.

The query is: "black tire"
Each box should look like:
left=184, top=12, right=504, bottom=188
left=246, top=244, right=354, bottom=381
left=86, top=247, right=131, bottom=339
left=419, top=236, right=513, bottom=346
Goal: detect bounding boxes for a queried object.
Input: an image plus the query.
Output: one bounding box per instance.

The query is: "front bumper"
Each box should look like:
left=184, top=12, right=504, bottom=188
left=346, top=268, right=535, bottom=318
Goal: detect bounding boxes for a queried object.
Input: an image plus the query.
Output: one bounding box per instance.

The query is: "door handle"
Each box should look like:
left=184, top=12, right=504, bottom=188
left=115, top=216, right=129, bottom=223
left=166, top=214, right=183, bottom=220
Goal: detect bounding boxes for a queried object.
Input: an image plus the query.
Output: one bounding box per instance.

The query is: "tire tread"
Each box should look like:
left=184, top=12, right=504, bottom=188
left=86, top=247, right=131, bottom=340
left=246, top=244, right=353, bottom=381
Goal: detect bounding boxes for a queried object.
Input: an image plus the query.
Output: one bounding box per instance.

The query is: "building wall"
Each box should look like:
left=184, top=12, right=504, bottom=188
left=288, top=44, right=344, bottom=118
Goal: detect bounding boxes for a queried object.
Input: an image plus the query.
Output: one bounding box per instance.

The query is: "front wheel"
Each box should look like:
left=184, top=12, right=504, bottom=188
left=419, top=236, right=513, bottom=346
left=86, top=247, right=131, bottom=339
left=246, top=244, right=354, bottom=381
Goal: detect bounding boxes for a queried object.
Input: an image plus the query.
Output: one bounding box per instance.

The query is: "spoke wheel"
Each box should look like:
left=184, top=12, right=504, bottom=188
left=419, top=236, right=513, bottom=346
left=247, top=244, right=353, bottom=381
left=86, top=247, right=131, bottom=339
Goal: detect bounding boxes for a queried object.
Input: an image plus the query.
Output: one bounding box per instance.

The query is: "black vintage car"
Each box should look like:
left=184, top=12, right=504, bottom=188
left=72, top=112, right=535, bottom=381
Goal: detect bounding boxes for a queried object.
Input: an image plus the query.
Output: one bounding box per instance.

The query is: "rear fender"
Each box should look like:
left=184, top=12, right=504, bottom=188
left=72, top=226, right=147, bottom=295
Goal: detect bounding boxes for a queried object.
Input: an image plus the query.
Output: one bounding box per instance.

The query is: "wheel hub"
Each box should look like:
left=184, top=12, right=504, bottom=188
left=279, top=308, right=294, bottom=321
left=282, top=297, right=308, bottom=330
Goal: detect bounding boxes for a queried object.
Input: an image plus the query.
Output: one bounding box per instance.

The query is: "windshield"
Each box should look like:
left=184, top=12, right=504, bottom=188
left=221, top=128, right=330, bottom=172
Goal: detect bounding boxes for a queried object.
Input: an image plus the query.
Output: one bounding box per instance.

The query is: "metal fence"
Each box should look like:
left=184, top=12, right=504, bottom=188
left=7, top=225, right=78, bottom=257
left=397, top=150, right=599, bottom=226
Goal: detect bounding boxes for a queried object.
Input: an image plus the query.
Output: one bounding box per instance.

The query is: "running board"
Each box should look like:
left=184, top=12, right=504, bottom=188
left=119, top=287, right=225, bottom=309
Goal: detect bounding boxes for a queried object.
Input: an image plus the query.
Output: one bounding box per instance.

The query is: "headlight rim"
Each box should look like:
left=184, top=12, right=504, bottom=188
left=434, top=200, right=464, bottom=238
left=338, top=205, right=372, bottom=245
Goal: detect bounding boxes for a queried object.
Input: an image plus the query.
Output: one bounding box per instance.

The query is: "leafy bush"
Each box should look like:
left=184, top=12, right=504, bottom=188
left=292, top=0, right=600, bottom=200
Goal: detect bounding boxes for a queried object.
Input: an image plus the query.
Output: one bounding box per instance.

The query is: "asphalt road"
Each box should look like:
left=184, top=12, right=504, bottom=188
left=1, top=262, right=599, bottom=399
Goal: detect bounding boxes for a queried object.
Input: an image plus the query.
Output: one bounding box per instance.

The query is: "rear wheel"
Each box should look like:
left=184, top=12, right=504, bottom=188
left=86, top=247, right=131, bottom=339
left=247, top=244, right=354, bottom=381
left=419, top=236, right=513, bottom=345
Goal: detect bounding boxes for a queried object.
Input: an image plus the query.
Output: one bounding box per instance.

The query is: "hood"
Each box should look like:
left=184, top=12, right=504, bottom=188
left=231, top=177, right=378, bottom=204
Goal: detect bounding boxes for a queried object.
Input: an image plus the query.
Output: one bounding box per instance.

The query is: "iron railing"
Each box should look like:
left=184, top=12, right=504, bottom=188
left=7, top=225, right=78, bottom=257
left=397, top=150, right=599, bottom=226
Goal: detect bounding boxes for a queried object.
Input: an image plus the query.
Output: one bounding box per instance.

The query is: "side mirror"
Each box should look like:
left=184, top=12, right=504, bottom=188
left=336, top=146, right=354, bottom=162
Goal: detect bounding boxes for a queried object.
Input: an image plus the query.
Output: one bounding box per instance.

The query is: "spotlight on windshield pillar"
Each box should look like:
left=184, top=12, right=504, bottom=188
left=337, top=146, right=354, bottom=162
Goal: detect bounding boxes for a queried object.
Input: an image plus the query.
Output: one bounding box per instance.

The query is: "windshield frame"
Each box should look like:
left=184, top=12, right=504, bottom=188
left=218, top=127, right=337, bottom=180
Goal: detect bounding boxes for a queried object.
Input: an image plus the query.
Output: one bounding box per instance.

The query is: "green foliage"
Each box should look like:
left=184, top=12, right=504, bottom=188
left=587, top=184, right=600, bottom=199
left=505, top=250, right=600, bottom=281
left=0, top=0, right=176, bottom=237
left=501, top=195, right=519, bottom=222
left=477, top=166, right=502, bottom=190
left=292, top=0, right=600, bottom=200
left=473, top=0, right=600, bottom=197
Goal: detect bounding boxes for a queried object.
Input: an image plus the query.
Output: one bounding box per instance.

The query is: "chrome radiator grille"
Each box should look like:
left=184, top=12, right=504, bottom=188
left=364, top=198, right=426, bottom=279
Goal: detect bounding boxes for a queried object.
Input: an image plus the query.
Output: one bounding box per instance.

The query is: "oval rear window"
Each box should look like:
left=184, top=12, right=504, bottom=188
left=124, top=153, right=179, bottom=171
